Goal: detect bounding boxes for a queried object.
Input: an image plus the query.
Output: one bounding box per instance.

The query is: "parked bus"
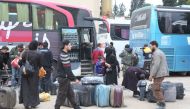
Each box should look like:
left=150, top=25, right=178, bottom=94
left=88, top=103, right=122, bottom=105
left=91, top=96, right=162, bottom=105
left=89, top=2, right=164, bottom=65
left=96, top=18, right=130, bottom=63
left=0, top=0, right=97, bottom=76
left=130, top=5, right=190, bottom=72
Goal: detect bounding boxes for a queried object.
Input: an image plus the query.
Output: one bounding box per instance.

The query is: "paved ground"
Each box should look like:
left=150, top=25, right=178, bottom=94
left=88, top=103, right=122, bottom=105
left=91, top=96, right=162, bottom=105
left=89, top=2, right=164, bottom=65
left=15, top=75, right=190, bottom=109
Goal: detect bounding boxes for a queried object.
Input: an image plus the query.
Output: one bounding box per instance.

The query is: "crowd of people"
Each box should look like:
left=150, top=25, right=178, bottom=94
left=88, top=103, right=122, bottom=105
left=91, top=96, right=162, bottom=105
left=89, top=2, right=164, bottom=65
left=0, top=40, right=169, bottom=109
left=92, top=41, right=169, bottom=109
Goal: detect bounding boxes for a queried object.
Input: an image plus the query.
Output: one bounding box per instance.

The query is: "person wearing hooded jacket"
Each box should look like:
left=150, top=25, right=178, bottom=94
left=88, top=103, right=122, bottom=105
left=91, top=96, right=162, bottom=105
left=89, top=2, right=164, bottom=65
left=119, top=44, right=133, bottom=76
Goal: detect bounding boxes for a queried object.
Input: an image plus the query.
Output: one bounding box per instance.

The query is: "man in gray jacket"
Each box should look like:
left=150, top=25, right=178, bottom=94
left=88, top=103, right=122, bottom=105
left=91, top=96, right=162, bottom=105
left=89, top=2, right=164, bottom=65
left=149, top=41, right=169, bottom=108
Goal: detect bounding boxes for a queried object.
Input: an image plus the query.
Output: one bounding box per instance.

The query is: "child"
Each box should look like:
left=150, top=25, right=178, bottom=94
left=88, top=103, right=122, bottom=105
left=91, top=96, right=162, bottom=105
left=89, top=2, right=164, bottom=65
left=95, top=56, right=105, bottom=75
left=137, top=73, right=147, bottom=101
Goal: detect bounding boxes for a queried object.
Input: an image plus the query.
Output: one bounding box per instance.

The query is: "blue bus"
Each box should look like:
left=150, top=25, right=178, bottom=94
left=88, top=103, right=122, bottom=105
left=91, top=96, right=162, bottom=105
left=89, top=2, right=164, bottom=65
left=130, top=5, right=190, bottom=72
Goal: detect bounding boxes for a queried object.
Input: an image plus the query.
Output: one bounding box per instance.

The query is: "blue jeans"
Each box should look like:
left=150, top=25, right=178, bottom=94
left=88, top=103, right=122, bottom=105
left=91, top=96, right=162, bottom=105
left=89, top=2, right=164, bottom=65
left=139, top=87, right=146, bottom=100
left=11, top=67, right=21, bottom=87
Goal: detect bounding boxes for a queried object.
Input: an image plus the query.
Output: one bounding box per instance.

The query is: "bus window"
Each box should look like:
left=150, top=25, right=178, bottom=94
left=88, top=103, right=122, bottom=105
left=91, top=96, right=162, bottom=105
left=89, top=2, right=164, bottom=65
left=0, top=2, right=29, bottom=22
left=53, top=11, right=68, bottom=30
left=131, top=9, right=151, bottom=29
left=158, top=11, right=190, bottom=34
left=32, top=5, right=45, bottom=30
left=98, top=23, right=108, bottom=34
left=32, top=4, right=67, bottom=30
left=8, top=3, right=17, bottom=22
left=110, top=24, right=129, bottom=40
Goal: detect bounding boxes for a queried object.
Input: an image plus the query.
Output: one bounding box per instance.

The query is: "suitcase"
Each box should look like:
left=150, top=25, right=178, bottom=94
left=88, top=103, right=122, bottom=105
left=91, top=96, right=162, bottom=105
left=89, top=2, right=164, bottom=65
left=146, top=85, right=156, bottom=103
left=162, top=82, right=176, bottom=102
left=95, top=84, right=110, bottom=107
left=0, top=87, right=16, bottom=109
left=81, top=76, right=104, bottom=85
left=175, top=83, right=185, bottom=99
left=64, top=90, right=80, bottom=107
left=110, top=85, right=124, bottom=107
left=79, top=85, right=96, bottom=106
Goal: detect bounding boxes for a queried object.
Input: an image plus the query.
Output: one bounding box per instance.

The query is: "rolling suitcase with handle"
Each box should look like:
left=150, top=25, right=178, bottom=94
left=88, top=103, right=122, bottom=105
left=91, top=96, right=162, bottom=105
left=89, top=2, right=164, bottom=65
left=95, top=84, right=110, bottom=107
left=110, top=85, right=124, bottom=107
left=162, top=82, right=176, bottom=102
left=0, top=87, right=17, bottom=109
left=79, top=85, right=96, bottom=106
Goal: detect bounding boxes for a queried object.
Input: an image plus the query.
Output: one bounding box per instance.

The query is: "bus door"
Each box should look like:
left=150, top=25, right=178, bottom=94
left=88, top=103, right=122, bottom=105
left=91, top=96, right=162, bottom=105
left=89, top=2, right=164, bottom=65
left=79, top=28, right=94, bottom=60
left=61, top=28, right=81, bottom=76
left=78, top=28, right=95, bottom=75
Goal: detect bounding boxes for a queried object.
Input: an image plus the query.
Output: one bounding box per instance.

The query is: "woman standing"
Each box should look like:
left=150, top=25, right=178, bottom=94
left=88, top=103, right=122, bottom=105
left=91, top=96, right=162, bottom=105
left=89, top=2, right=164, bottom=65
left=19, top=41, right=41, bottom=109
left=105, top=47, right=118, bottom=85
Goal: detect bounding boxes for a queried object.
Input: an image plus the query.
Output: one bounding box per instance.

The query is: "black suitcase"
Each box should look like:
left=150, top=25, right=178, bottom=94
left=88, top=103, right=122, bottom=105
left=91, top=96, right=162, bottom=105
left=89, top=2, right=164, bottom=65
left=79, top=85, right=96, bottom=106
left=146, top=85, right=156, bottom=103
left=0, top=87, right=16, bottom=109
left=175, top=83, right=185, bottom=99
left=64, top=90, right=80, bottom=107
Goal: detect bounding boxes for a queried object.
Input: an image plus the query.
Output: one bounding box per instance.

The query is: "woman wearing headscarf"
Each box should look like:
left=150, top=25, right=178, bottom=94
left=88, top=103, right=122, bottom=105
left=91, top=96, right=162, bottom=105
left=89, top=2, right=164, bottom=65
left=19, top=41, right=41, bottom=109
left=105, top=47, right=118, bottom=85
left=122, top=66, right=149, bottom=97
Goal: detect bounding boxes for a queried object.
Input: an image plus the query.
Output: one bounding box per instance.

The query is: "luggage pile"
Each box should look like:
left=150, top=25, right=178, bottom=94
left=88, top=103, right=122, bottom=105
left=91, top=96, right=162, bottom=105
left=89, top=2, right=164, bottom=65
left=0, top=75, right=16, bottom=109
left=146, top=81, right=185, bottom=103
left=64, top=76, right=125, bottom=107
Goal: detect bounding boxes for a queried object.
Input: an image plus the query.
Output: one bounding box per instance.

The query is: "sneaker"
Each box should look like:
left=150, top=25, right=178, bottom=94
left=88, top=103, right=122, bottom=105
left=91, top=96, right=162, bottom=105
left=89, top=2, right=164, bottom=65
left=157, top=102, right=166, bottom=107
left=74, top=106, right=81, bottom=109
left=55, top=106, right=60, bottom=109
left=25, top=106, right=30, bottom=109
left=139, top=98, right=145, bottom=101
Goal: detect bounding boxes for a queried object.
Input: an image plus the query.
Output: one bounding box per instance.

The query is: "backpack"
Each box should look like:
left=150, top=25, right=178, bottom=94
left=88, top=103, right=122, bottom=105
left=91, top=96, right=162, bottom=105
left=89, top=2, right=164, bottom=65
left=132, top=53, right=139, bottom=66
left=95, top=60, right=104, bottom=74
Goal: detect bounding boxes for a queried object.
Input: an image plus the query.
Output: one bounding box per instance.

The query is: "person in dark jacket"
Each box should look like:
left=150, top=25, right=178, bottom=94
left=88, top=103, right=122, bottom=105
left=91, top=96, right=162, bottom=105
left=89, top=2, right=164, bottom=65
left=105, top=47, right=118, bottom=85
left=39, top=42, right=53, bottom=93
left=19, top=41, right=41, bottom=109
left=105, top=42, right=116, bottom=57
left=122, top=66, right=149, bottom=97
left=10, top=44, right=24, bottom=88
left=55, top=40, right=81, bottom=109
left=0, top=46, right=9, bottom=70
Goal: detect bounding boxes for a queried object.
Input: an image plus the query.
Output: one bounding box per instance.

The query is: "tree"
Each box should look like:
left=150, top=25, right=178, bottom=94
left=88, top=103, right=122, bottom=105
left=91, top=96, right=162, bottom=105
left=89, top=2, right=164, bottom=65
left=177, top=0, right=187, bottom=5
left=113, top=3, right=119, bottom=16
left=118, top=3, right=126, bottom=16
left=162, top=0, right=177, bottom=6
left=186, top=0, right=190, bottom=4
left=130, top=0, right=145, bottom=16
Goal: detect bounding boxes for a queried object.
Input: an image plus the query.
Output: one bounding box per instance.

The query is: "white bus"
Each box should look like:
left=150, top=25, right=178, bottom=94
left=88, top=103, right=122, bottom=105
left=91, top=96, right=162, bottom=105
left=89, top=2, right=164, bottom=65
left=96, top=18, right=130, bottom=63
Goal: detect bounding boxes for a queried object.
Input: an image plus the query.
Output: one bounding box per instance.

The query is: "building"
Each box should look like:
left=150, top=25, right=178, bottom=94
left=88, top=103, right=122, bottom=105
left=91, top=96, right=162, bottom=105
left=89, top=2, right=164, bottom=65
left=46, top=0, right=112, bottom=18
left=101, top=0, right=112, bottom=17
left=46, top=0, right=101, bottom=17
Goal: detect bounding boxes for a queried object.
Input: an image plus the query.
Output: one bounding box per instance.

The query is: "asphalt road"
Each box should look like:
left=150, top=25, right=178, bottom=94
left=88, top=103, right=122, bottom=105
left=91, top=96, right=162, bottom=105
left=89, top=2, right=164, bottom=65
left=15, top=75, right=190, bottom=109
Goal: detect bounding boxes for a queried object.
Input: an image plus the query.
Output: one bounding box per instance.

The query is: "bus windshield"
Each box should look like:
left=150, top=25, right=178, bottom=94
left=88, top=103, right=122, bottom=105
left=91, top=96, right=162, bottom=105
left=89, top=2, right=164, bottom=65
left=110, top=24, right=130, bottom=40
left=158, top=11, right=190, bottom=34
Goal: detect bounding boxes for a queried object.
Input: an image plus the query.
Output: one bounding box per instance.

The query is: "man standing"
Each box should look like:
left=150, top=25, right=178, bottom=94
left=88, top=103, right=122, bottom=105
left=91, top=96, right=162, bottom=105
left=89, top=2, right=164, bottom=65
left=55, top=40, right=81, bottom=109
left=40, top=42, right=53, bottom=93
left=10, top=44, right=24, bottom=88
left=92, top=43, right=104, bottom=74
left=0, top=46, right=9, bottom=71
left=149, top=41, right=169, bottom=109
left=105, top=42, right=116, bottom=57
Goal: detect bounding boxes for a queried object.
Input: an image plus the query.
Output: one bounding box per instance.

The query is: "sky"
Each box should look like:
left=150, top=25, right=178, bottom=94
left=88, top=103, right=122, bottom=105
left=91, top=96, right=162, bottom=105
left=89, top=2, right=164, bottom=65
left=114, top=0, right=163, bottom=16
